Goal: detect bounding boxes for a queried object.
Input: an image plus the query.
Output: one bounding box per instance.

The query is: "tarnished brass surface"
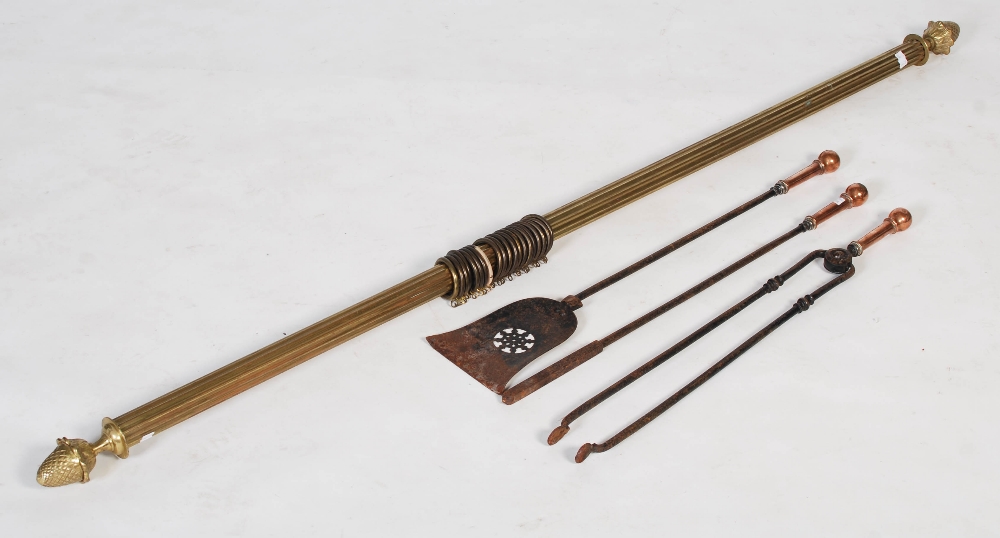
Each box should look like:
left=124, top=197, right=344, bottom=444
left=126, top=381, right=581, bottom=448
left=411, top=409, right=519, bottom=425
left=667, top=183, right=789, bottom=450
left=39, top=23, right=957, bottom=485
left=923, top=21, right=960, bottom=55
left=112, top=267, right=453, bottom=445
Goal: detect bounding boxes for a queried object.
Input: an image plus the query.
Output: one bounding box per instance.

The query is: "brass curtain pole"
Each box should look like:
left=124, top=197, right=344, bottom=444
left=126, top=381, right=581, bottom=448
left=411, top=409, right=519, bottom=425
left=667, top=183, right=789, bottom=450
left=37, top=21, right=959, bottom=487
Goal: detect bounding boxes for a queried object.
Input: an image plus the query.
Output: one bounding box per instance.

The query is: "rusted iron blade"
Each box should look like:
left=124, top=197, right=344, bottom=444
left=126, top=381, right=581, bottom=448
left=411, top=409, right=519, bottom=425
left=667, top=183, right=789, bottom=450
left=426, top=297, right=578, bottom=393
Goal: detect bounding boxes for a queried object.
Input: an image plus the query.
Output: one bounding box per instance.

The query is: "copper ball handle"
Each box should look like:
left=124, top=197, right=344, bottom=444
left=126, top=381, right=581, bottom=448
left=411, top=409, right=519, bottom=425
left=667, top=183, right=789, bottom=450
left=848, top=208, right=912, bottom=256
left=779, top=150, right=841, bottom=192
left=805, top=183, right=868, bottom=229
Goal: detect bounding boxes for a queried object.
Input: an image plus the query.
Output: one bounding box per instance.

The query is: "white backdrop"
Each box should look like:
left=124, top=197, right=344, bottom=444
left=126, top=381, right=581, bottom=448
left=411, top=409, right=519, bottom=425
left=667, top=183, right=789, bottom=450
left=2, top=1, right=998, bottom=536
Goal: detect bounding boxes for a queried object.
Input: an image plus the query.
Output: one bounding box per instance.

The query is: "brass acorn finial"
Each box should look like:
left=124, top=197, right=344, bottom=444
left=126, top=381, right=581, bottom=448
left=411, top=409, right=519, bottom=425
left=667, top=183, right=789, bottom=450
left=37, top=438, right=99, bottom=487
left=36, top=418, right=130, bottom=487
left=923, top=21, right=960, bottom=55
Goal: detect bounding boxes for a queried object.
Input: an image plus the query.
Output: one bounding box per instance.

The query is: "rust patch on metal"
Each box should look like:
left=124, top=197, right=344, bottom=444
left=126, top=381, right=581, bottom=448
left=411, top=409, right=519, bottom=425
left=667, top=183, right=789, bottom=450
left=426, top=297, right=577, bottom=394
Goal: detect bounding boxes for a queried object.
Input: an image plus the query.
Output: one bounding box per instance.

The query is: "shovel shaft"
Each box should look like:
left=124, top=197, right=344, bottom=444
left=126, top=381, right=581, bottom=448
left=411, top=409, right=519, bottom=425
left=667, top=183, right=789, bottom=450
left=572, top=188, right=778, bottom=302
left=571, top=149, right=839, bottom=303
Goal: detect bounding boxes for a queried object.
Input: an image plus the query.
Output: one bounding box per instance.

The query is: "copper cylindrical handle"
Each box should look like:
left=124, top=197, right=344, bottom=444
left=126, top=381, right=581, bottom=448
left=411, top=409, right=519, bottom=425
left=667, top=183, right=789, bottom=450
left=848, top=208, right=912, bottom=256
left=780, top=150, right=841, bottom=192
left=806, top=183, right=868, bottom=229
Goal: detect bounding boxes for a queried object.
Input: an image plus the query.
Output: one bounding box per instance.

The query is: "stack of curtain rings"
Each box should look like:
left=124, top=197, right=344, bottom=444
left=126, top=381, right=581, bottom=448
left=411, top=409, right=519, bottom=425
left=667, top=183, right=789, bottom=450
left=437, top=214, right=554, bottom=306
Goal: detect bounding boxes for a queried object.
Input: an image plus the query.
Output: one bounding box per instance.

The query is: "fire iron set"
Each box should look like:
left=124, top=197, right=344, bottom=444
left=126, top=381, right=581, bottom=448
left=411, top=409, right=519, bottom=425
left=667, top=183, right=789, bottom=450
left=37, top=21, right=956, bottom=486
left=429, top=153, right=910, bottom=462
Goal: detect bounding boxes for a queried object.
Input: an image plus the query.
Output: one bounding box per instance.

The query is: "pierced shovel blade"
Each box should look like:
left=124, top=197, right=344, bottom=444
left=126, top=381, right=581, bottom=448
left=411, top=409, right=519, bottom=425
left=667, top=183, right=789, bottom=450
left=426, top=297, right=578, bottom=394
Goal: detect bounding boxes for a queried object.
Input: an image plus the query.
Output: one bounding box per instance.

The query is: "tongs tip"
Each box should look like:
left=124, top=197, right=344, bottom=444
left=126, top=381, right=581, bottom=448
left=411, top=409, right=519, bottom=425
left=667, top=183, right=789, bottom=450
left=547, top=425, right=570, bottom=445
left=574, top=443, right=594, bottom=463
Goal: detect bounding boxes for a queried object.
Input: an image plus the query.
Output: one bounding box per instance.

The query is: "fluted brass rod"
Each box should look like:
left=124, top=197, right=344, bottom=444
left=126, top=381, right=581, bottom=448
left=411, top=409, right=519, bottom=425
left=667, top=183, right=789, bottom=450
left=547, top=41, right=922, bottom=236
left=37, top=22, right=959, bottom=487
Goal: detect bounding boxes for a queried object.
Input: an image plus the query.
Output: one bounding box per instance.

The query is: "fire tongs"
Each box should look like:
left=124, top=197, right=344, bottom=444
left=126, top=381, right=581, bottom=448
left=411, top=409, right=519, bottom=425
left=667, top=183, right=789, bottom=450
left=548, top=209, right=912, bottom=462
